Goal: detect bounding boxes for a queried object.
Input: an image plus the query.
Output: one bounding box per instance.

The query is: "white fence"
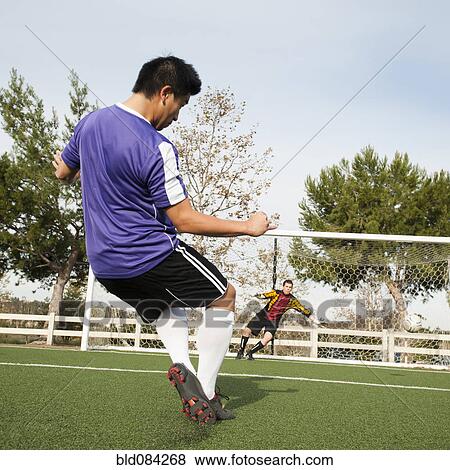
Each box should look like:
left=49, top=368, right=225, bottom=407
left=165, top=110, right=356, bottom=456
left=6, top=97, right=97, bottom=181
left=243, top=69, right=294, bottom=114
left=1, top=312, right=449, bottom=370
left=0, top=312, right=84, bottom=345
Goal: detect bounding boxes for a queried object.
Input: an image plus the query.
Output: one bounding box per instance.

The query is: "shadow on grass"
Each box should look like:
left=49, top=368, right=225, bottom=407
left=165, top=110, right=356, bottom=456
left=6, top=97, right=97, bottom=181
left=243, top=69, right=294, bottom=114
left=165, top=375, right=298, bottom=448
left=216, top=375, right=298, bottom=411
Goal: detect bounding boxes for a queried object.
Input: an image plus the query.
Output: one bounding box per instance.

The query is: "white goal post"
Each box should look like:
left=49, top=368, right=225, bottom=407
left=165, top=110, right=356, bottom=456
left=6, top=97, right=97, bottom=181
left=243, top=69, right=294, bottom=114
left=80, top=230, right=450, bottom=369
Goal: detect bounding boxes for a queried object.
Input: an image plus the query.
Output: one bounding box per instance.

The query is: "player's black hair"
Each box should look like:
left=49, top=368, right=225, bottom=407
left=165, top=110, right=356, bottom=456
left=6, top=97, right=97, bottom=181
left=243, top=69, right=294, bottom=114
left=132, top=56, right=201, bottom=99
left=283, top=279, right=293, bottom=286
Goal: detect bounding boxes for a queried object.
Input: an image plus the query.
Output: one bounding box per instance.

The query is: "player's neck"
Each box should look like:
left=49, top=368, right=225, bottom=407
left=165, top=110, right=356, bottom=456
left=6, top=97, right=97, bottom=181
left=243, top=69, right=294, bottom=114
left=121, top=94, right=159, bottom=125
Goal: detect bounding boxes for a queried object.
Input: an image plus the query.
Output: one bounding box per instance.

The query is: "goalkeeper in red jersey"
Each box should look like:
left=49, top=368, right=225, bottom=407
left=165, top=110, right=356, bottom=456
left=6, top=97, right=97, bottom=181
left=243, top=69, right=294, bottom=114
left=236, top=280, right=321, bottom=360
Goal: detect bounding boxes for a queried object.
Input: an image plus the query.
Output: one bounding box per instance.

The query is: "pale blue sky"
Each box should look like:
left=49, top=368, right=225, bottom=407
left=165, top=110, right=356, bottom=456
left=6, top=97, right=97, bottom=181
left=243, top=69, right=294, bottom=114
left=1, top=0, right=449, bottom=323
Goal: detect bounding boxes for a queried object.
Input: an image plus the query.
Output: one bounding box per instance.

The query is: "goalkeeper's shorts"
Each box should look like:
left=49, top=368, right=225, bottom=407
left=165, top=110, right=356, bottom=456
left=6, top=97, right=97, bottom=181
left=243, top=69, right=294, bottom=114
left=97, top=240, right=228, bottom=324
left=247, top=310, right=280, bottom=336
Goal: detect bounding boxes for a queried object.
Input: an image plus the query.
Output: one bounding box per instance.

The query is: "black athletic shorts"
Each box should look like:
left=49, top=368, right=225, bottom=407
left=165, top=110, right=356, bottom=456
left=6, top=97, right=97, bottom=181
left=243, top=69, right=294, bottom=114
left=97, top=240, right=228, bottom=324
left=247, top=309, right=280, bottom=336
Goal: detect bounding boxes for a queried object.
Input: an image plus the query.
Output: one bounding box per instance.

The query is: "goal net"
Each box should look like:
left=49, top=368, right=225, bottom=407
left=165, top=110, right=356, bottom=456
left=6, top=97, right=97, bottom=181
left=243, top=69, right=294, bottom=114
left=81, top=230, right=450, bottom=368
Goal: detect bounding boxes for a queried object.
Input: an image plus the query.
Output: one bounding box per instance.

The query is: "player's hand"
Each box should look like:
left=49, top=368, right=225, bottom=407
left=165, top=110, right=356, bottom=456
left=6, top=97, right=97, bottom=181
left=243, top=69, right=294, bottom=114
left=52, top=151, right=80, bottom=184
left=52, top=150, right=63, bottom=173
left=246, top=211, right=278, bottom=237
left=309, top=315, right=322, bottom=328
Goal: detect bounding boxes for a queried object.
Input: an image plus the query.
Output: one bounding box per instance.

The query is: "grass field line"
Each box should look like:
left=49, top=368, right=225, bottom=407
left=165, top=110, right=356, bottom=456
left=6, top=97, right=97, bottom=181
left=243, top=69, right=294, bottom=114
left=1, top=361, right=450, bottom=393
left=2, top=344, right=449, bottom=374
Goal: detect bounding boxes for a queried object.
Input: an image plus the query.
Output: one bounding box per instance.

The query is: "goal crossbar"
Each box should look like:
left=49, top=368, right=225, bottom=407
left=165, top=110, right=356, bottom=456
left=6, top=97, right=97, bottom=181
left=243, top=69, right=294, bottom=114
left=264, top=229, right=450, bottom=245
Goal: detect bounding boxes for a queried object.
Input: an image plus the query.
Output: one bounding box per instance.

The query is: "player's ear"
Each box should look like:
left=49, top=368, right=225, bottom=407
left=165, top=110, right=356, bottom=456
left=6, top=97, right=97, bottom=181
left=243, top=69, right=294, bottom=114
left=159, top=85, right=174, bottom=104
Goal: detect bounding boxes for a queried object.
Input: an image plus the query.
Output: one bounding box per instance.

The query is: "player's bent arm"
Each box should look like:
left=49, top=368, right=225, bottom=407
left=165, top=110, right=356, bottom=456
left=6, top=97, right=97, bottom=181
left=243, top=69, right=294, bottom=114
left=165, top=198, right=276, bottom=237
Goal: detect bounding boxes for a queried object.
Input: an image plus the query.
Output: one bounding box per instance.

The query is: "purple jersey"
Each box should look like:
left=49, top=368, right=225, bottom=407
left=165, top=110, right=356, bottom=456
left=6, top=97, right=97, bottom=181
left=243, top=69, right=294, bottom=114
left=61, top=103, right=188, bottom=279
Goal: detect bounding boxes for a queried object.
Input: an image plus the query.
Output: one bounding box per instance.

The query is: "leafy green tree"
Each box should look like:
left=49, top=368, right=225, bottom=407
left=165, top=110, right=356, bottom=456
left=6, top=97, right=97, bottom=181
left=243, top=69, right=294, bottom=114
left=0, top=69, right=95, bottom=315
left=290, top=146, right=450, bottom=325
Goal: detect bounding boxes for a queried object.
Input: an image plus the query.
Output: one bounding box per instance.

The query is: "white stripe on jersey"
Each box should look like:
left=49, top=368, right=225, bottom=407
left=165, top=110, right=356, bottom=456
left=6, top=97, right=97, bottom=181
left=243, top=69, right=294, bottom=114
left=158, top=141, right=185, bottom=205
left=176, top=246, right=227, bottom=294
left=163, top=232, right=174, bottom=249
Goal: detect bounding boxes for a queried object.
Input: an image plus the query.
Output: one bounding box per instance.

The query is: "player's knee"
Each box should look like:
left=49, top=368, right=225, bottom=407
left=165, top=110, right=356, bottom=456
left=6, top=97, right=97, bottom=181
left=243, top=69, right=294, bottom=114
left=262, top=334, right=273, bottom=345
left=225, top=283, right=236, bottom=300
left=208, top=283, right=235, bottom=310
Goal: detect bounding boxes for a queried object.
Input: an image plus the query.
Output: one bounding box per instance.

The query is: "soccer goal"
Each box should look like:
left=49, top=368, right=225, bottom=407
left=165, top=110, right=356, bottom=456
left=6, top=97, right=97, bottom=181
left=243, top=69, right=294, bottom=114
left=80, top=230, right=450, bottom=368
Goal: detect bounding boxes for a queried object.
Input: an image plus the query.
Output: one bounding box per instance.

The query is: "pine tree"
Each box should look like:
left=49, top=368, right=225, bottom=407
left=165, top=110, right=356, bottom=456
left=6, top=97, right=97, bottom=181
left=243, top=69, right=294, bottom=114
left=290, top=146, right=450, bottom=326
left=0, top=69, right=96, bottom=316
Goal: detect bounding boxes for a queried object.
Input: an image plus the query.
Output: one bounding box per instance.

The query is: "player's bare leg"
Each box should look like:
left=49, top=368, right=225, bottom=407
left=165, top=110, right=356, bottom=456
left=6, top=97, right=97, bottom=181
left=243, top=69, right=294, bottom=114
left=209, top=283, right=236, bottom=310
left=242, top=326, right=252, bottom=337
left=261, top=331, right=273, bottom=346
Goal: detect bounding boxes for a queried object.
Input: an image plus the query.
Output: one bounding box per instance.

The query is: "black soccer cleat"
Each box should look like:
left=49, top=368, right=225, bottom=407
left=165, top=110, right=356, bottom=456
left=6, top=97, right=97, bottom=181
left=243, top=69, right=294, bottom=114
left=235, top=349, right=244, bottom=360
left=210, top=388, right=236, bottom=420
left=167, top=363, right=216, bottom=425
left=246, top=353, right=255, bottom=360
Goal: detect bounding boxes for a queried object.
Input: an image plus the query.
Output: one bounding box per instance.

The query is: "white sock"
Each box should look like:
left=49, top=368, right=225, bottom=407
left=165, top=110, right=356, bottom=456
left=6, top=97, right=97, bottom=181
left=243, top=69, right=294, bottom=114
left=196, top=308, right=234, bottom=400
left=155, top=307, right=196, bottom=374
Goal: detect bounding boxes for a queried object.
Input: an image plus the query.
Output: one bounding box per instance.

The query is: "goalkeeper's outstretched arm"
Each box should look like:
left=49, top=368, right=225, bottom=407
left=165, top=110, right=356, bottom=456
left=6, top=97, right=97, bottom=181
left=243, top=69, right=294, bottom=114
left=254, top=290, right=277, bottom=300
left=292, top=297, right=322, bottom=326
left=291, top=297, right=311, bottom=316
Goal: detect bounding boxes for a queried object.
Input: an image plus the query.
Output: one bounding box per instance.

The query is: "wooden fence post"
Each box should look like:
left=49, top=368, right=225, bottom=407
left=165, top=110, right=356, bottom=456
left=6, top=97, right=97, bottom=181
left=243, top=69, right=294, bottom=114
left=46, top=312, right=56, bottom=346
left=381, top=329, right=388, bottom=362
left=81, top=267, right=95, bottom=351
left=310, top=328, right=318, bottom=358
left=134, top=316, right=142, bottom=348
left=387, top=329, right=395, bottom=363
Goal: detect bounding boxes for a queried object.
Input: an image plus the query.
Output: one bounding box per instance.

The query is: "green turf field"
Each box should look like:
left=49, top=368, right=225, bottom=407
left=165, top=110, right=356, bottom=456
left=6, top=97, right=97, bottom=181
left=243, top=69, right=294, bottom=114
left=0, top=345, right=449, bottom=450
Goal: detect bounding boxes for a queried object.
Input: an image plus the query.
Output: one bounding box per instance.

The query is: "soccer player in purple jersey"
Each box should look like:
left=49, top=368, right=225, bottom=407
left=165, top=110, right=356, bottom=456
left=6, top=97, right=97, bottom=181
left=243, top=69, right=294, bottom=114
left=53, top=56, right=275, bottom=424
